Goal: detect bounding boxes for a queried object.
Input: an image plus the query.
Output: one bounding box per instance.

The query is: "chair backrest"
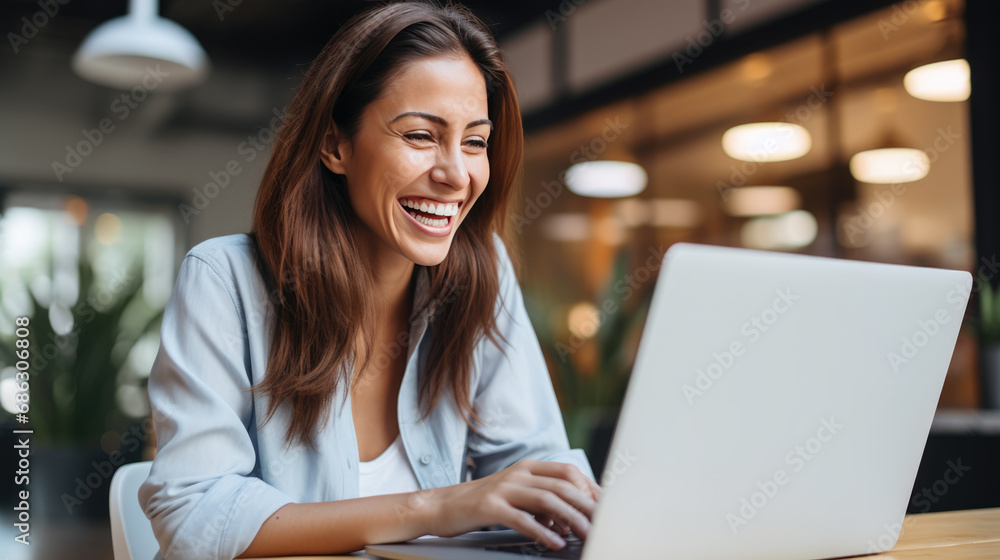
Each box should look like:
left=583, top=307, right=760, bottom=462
left=110, top=461, right=160, bottom=560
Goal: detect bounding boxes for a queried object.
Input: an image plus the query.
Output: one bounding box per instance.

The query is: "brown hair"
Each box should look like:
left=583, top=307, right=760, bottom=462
left=248, top=0, right=523, bottom=450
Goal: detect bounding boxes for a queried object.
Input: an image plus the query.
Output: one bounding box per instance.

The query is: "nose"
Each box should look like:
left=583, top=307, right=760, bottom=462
left=430, top=141, right=470, bottom=190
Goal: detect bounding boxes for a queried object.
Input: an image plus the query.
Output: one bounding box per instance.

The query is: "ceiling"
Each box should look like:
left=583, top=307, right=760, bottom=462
left=0, top=0, right=563, bottom=67
left=0, top=0, right=567, bottom=158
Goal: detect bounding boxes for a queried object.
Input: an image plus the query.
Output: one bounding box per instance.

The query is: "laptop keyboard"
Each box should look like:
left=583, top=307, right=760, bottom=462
left=485, top=534, right=584, bottom=559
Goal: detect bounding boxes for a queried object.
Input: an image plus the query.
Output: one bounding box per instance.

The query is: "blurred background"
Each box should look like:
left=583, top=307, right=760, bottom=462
left=1, top=0, right=999, bottom=558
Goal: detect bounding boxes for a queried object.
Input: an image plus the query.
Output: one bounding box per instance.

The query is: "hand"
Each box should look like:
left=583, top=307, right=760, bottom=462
left=424, top=459, right=602, bottom=550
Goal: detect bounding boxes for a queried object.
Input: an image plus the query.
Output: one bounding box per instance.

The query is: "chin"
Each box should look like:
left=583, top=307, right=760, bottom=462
left=405, top=244, right=452, bottom=267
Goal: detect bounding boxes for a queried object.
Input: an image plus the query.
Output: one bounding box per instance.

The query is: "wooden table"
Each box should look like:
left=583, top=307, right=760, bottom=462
left=854, top=508, right=1000, bottom=559
left=262, top=507, right=1000, bottom=559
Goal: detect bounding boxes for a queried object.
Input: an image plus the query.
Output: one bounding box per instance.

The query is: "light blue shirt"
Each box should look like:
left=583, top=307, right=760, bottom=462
left=138, top=232, right=594, bottom=560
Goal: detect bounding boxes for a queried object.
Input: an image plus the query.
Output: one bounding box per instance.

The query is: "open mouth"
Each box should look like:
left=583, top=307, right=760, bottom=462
left=398, top=197, right=461, bottom=229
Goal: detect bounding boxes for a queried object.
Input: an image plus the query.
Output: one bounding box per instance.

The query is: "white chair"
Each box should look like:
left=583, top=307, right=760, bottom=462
left=110, top=461, right=161, bottom=560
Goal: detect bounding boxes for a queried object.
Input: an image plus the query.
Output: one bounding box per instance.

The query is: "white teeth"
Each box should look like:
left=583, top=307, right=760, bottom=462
left=406, top=209, right=448, bottom=228
left=400, top=198, right=459, bottom=216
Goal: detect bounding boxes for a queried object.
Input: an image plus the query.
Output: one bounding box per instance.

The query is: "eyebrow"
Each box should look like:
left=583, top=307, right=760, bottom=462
left=390, top=111, right=493, bottom=131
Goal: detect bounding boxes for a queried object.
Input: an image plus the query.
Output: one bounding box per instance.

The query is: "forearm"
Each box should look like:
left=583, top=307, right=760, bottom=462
left=236, top=488, right=439, bottom=558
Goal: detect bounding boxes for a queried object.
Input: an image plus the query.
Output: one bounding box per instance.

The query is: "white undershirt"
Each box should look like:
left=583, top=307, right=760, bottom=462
left=357, top=434, right=421, bottom=498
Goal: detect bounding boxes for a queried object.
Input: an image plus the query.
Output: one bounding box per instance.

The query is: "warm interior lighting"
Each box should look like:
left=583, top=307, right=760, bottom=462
left=565, top=161, right=648, bottom=198
left=923, top=1, right=948, bottom=23
left=740, top=53, right=774, bottom=83
left=63, top=195, right=89, bottom=226
left=567, top=302, right=601, bottom=339
left=73, top=0, right=209, bottom=91
left=741, top=210, right=817, bottom=250
left=722, top=122, right=812, bottom=162
left=904, top=59, right=970, bottom=102
left=850, top=148, right=930, bottom=184
left=723, top=186, right=801, bottom=217
left=95, top=213, right=123, bottom=244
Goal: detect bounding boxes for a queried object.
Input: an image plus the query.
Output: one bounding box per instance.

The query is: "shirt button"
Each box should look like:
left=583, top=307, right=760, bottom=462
left=420, top=455, right=432, bottom=465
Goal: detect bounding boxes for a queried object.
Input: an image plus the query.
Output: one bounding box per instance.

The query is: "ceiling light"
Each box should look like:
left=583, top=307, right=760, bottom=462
left=923, top=0, right=948, bottom=22
left=567, top=302, right=600, bottom=339
left=723, top=186, right=801, bottom=217
left=904, top=59, right=970, bottom=102
left=722, top=122, right=812, bottom=162
left=566, top=161, right=647, bottom=198
left=850, top=148, right=930, bottom=184
left=740, top=53, right=774, bottom=83
left=73, top=0, right=209, bottom=91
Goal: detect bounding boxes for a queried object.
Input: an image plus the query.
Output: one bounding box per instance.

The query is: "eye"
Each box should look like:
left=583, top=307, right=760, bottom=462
left=465, top=137, right=489, bottom=149
left=404, top=131, right=434, bottom=143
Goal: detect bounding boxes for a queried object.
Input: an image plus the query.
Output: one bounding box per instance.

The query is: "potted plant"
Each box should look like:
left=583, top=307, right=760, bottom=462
left=523, top=247, right=652, bottom=480
left=0, top=256, right=163, bottom=520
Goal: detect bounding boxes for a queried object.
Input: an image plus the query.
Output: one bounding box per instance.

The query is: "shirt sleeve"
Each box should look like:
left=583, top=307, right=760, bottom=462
left=138, top=253, right=294, bottom=560
left=466, top=233, right=596, bottom=483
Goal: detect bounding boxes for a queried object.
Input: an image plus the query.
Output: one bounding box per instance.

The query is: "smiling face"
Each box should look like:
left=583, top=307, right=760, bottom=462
left=320, top=54, right=492, bottom=268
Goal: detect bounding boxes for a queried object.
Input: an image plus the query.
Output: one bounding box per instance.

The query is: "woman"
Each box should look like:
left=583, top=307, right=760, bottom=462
left=139, top=1, right=600, bottom=559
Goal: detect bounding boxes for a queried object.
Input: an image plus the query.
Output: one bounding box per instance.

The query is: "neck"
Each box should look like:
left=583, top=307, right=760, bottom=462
left=362, top=234, right=416, bottom=323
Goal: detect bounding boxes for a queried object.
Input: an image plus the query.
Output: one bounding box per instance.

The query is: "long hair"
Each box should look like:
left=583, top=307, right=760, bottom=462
left=248, top=0, right=523, bottom=450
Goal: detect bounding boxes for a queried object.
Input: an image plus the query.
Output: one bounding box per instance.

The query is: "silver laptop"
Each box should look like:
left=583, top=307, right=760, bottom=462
left=366, top=243, right=972, bottom=560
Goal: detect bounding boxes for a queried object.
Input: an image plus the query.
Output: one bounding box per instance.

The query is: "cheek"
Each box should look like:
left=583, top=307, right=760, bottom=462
left=472, top=159, right=490, bottom=193
left=396, top=149, right=434, bottom=179
left=472, top=162, right=490, bottom=198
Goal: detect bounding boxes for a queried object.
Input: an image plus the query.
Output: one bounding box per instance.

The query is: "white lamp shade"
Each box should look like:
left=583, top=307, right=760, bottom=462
left=73, top=8, right=208, bottom=91
left=566, top=160, right=647, bottom=198
left=904, top=59, right=970, bottom=102
left=722, top=122, right=812, bottom=162
left=850, top=148, right=930, bottom=184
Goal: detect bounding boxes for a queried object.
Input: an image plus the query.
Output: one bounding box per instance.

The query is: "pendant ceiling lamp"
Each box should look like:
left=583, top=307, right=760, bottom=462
left=73, top=0, right=209, bottom=92
left=904, top=58, right=969, bottom=102
left=850, top=148, right=930, bottom=184
left=849, top=131, right=929, bottom=184
left=903, top=3, right=968, bottom=102
left=566, top=144, right=647, bottom=198
left=722, top=122, right=812, bottom=163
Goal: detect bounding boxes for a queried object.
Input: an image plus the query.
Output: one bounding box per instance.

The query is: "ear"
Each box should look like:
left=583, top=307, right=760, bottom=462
left=319, top=121, right=351, bottom=175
